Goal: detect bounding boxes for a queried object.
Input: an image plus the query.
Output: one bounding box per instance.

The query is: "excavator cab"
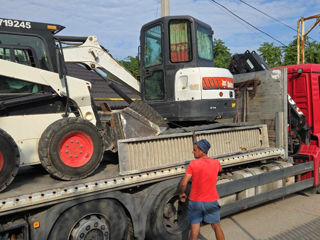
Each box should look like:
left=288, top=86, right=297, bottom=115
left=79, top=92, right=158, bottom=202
left=140, top=16, right=236, bottom=122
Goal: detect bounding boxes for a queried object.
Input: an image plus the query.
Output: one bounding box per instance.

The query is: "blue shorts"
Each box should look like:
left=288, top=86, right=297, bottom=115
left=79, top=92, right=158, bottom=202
left=188, top=200, right=221, bottom=224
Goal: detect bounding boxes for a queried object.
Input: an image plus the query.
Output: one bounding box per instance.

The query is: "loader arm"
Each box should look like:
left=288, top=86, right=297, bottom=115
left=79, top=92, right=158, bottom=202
left=59, top=36, right=141, bottom=94
left=0, top=59, right=96, bottom=124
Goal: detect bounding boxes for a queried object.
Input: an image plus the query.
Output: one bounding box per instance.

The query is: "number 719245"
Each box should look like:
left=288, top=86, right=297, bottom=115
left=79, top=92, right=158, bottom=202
left=0, top=19, right=31, bottom=29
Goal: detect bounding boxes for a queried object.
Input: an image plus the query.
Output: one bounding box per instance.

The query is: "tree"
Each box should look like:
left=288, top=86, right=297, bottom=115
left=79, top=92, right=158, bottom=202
left=304, top=39, right=320, bottom=64
left=281, top=38, right=297, bottom=66
left=213, top=39, right=232, bottom=68
left=119, top=56, right=140, bottom=79
left=257, top=42, right=282, bottom=67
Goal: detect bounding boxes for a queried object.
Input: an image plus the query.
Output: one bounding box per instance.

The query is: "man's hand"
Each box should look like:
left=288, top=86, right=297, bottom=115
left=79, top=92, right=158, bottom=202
left=179, top=193, right=187, bottom=202
left=179, top=173, right=191, bottom=203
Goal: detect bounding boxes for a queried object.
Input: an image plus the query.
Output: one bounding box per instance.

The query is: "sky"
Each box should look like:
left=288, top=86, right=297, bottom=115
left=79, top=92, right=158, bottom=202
left=1, top=0, right=319, bottom=60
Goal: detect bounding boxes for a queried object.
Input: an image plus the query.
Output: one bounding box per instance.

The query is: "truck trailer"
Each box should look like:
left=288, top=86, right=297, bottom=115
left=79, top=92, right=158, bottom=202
left=0, top=17, right=319, bottom=240
left=1, top=66, right=317, bottom=239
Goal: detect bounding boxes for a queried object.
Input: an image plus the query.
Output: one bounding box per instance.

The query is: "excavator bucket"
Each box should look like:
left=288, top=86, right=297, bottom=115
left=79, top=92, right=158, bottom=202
left=103, top=100, right=168, bottom=152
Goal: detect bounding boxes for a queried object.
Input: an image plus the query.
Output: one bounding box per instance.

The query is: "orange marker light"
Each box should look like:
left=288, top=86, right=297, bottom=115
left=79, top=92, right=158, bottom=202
left=47, top=25, right=57, bottom=31
left=33, top=221, right=40, bottom=229
left=219, top=92, right=223, bottom=97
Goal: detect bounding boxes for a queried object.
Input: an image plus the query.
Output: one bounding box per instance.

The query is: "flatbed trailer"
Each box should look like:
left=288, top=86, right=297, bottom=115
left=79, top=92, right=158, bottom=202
left=1, top=65, right=319, bottom=239
left=0, top=151, right=314, bottom=240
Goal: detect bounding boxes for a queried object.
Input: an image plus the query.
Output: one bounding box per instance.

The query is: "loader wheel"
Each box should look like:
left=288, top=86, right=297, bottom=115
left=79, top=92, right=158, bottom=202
left=0, top=129, right=20, bottom=192
left=146, top=185, right=189, bottom=240
left=38, top=118, right=104, bottom=180
left=49, top=199, right=128, bottom=240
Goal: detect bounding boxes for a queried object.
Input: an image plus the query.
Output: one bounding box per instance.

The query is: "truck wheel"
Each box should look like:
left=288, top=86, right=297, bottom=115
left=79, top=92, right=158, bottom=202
left=38, top=117, right=104, bottom=180
left=0, top=129, right=20, bottom=192
left=146, top=185, right=189, bottom=240
left=49, top=199, right=128, bottom=240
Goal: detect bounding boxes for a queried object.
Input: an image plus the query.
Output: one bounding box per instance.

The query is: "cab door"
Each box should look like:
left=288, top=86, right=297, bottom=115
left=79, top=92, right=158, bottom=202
left=140, top=24, right=165, bottom=103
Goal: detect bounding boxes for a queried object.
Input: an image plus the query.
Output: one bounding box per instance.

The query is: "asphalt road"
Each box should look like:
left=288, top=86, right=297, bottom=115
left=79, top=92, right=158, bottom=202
left=200, top=189, right=320, bottom=240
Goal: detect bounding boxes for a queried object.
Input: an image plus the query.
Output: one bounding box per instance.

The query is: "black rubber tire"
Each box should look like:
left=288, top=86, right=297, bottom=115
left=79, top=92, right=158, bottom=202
left=49, top=199, right=128, bottom=240
left=38, top=117, right=104, bottom=180
left=0, top=129, right=20, bottom=192
left=145, top=185, right=189, bottom=240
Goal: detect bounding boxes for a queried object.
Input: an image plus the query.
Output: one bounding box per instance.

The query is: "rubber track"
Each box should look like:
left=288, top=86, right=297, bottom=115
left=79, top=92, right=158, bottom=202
left=38, top=117, right=104, bottom=180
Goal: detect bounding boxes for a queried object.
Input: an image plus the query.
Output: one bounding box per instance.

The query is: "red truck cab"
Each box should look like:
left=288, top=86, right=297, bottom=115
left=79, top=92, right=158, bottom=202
left=277, top=64, right=320, bottom=186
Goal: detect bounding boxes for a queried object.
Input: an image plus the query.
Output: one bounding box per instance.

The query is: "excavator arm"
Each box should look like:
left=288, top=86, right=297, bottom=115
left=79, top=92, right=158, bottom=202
left=57, top=35, right=140, bottom=94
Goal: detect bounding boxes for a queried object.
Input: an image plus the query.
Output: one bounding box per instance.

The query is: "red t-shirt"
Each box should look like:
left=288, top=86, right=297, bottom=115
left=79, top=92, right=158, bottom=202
left=186, top=157, right=221, bottom=202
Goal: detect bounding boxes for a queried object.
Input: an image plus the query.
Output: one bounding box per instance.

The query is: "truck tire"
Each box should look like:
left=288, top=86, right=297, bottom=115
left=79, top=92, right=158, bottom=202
left=146, top=185, right=189, bottom=240
left=0, top=129, right=20, bottom=192
left=49, top=199, right=128, bottom=240
left=38, top=117, right=104, bottom=180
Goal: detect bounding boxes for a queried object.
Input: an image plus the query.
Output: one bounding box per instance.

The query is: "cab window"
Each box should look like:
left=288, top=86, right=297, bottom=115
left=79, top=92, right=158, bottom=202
left=197, top=25, right=213, bottom=61
left=0, top=33, right=50, bottom=70
left=0, top=75, right=39, bottom=97
left=144, top=25, right=163, bottom=67
left=144, top=71, right=164, bottom=100
left=0, top=47, right=36, bottom=67
left=14, top=49, right=34, bottom=66
left=0, top=48, right=10, bottom=60
left=169, top=20, right=192, bottom=62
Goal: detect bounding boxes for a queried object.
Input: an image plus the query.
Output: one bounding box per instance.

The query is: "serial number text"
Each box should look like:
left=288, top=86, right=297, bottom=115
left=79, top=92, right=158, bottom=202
left=0, top=19, right=31, bottom=29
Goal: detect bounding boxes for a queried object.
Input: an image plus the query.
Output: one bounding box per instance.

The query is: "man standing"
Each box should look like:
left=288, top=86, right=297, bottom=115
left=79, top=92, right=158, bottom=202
left=179, top=139, right=225, bottom=240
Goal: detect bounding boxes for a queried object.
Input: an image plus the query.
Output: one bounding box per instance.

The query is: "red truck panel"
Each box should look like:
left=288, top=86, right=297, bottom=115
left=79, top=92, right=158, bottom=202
left=275, top=64, right=320, bottom=142
left=274, top=64, right=320, bottom=186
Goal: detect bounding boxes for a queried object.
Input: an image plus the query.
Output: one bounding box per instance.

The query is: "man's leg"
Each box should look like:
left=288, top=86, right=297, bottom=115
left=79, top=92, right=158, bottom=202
left=211, top=223, right=225, bottom=240
left=189, top=223, right=201, bottom=240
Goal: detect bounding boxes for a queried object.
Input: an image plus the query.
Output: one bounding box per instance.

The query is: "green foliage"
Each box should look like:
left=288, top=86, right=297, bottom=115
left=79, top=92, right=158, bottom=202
left=258, top=37, right=320, bottom=67
left=213, top=39, right=232, bottom=68
left=257, top=42, right=282, bottom=67
left=119, top=56, right=140, bottom=79
left=304, top=39, right=320, bottom=64
left=281, top=38, right=297, bottom=65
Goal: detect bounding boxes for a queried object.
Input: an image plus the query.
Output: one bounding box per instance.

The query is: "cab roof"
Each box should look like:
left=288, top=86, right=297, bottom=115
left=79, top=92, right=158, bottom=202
left=0, top=18, right=65, bottom=34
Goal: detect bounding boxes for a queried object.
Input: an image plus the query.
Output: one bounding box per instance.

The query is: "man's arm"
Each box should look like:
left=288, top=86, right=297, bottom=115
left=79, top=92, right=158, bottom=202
left=179, top=173, right=192, bottom=202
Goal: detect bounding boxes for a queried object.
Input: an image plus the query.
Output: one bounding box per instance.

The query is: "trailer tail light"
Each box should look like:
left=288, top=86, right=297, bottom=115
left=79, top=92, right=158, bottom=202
left=202, top=77, right=233, bottom=90
left=33, top=221, right=40, bottom=229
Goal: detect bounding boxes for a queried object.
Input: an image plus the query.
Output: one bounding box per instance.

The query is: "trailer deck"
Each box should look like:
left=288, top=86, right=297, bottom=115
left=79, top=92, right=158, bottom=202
left=0, top=145, right=284, bottom=217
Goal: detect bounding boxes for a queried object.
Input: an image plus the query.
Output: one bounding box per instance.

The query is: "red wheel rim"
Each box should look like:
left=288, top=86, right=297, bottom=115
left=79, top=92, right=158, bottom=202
left=0, top=151, right=3, bottom=171
left=59, top=132, right=94, bottom=167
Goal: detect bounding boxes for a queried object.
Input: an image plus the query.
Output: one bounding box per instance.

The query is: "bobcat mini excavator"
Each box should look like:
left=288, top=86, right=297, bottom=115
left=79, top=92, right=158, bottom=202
left=60, top=15, right=236, bottom=122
